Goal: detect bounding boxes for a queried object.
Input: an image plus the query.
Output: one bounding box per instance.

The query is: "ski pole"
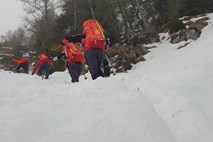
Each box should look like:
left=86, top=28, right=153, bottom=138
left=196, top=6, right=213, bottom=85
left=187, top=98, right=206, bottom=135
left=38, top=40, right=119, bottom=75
left=84, top=74, right=87, bottom=79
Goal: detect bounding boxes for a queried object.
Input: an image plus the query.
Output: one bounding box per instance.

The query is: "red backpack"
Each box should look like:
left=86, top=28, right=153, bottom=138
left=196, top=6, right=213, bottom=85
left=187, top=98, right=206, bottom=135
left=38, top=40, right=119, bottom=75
left=82, top=19, right=106, bottom=50
left=64, top=43, right=83, bottom=64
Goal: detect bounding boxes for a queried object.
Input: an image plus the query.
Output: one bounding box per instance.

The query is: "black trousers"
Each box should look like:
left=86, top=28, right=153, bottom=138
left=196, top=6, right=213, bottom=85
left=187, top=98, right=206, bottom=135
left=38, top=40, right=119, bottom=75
left=85, top=48, right=105, bottom=80
left=37, top=63, right=50, bottom=79
left=16, top=63, right=28, bottom=73
left=68, top=62, right=82, bottom=83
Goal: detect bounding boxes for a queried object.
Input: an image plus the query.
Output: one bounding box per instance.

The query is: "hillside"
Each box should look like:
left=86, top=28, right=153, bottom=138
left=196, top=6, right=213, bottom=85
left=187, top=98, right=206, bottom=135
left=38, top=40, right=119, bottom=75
left=0, top=13, right=213, bottom=142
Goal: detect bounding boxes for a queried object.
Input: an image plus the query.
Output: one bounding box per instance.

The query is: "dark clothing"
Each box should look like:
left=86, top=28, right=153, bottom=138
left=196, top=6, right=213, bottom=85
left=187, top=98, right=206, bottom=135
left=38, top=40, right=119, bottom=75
left=102, top=58, right=111, bottom=77
left=65, top=34, right=86, bottom=43
left=68, top=62, right=82, bottom=83
left=56, top=52, right=66, bottom=60
left=85, top=48, right=105, bottom=80
left=37, top=63, right=50, bottom=79
left=16, top=62, right=28, bottom=73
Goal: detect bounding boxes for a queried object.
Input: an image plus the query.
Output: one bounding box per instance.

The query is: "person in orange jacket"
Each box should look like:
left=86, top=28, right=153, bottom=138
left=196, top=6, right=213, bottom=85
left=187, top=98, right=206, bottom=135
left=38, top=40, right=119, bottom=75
left=12, top=57, right=30, bottom=73
left=53, top=40, right=84, bottom=83
left=32, top=54, right=53, bottom=79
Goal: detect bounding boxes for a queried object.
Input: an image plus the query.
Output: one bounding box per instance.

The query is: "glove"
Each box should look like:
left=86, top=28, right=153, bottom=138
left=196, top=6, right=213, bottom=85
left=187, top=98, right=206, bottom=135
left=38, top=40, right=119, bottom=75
left=53, top=56, right=58, bottom=61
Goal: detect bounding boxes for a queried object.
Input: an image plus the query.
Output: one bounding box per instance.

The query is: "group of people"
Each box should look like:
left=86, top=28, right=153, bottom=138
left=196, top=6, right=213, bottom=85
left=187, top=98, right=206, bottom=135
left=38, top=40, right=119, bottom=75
left=12, top=19, right=111, bottom=82
left=12, top=53, right=53, bottom=80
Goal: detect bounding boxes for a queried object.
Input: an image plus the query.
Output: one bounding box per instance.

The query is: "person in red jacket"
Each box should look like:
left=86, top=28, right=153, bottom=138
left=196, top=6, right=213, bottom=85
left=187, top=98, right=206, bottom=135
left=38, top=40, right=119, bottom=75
left=32, top=54, right=53, bottom=79
left=53, top=40, right=83, bottom=83
left=12, top=57, right=30, bottom=73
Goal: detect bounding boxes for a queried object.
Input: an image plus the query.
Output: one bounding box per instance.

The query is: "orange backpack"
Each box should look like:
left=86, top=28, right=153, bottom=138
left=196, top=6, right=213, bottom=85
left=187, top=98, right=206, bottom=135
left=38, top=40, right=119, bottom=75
left=64, top=43, right=83, bottom=63
left=82, top=19, right=106, bottom=50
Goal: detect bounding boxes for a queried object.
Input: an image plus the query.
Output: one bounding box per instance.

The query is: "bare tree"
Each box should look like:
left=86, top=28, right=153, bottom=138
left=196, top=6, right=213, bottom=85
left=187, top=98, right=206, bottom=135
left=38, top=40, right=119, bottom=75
left=19, top=0, right=58, bottom=49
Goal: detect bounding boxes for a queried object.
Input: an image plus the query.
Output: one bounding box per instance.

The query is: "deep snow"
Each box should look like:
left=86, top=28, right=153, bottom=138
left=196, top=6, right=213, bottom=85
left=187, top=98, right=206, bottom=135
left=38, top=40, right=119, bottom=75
left=1, top=13, right=213, bottom=142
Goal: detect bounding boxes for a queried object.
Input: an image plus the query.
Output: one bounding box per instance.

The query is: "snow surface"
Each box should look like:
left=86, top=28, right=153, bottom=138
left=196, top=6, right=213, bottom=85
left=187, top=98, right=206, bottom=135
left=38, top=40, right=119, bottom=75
left=1, top=13, right=213, bottom=142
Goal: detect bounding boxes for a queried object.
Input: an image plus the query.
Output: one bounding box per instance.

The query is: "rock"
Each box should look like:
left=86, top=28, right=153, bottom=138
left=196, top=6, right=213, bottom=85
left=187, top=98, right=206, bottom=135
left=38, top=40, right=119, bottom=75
left=107, top=43, right=149, bottom=73
left=170, top=15, right=209, bottom=44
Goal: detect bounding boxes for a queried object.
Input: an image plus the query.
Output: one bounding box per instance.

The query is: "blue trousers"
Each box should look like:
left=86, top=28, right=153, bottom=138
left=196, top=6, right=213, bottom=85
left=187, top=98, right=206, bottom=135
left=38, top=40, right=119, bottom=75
left=68, top=62, right=82, bottom=83
left=85, top=48, right=105, bottom=80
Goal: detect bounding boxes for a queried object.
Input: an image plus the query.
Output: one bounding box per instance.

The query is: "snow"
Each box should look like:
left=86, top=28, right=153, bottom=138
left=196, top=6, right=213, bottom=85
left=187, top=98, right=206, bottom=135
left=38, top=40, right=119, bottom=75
left=0, top=72, right=175, bottom=142
left=0, top=53, right=14, bottom=56
left=1, top=47, right=13, bottom=50
left=1, top=13, right=213, bottom=142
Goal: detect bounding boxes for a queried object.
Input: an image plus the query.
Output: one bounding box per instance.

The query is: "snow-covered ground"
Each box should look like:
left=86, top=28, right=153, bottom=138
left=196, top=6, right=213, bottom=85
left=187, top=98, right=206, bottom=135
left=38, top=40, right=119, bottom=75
left=1, top=13, right=213, bottom=142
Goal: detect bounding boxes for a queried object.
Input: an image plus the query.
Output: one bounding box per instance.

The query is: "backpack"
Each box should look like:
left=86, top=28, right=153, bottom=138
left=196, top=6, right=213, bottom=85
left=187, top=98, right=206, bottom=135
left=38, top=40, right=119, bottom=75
left=64, top=43, right=83, bottom=63
left=82, top=19, right=106, bottom=50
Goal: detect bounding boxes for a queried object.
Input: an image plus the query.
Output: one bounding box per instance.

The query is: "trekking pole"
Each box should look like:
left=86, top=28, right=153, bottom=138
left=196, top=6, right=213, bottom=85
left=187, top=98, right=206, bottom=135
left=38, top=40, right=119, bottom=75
left=84, top=74, right=87, bottom=80
left=82, top=61, right=88, bottom=80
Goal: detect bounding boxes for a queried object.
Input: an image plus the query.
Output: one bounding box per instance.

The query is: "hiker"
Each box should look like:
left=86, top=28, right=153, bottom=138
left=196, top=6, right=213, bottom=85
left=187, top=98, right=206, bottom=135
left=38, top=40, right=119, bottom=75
left=32, top=54, right=53, bottom=79
left=53, top=41, right=83, bottom=83
left=12, top=57, right=30, bottom=73
left=64, top=19, right=110, bottom=80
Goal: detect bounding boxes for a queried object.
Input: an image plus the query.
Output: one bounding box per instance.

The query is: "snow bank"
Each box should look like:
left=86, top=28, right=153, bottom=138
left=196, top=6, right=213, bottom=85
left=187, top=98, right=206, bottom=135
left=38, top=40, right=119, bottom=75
left=120, top=13, right=213, bottom=142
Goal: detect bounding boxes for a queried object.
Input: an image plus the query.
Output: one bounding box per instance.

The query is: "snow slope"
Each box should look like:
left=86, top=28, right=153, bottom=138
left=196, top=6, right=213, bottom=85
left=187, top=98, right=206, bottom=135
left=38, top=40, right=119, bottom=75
left=120, top=13, right=213, bottom=142
left=0, top=72, right=175, bottom=142
left=1, top=13, right=213, bottom=142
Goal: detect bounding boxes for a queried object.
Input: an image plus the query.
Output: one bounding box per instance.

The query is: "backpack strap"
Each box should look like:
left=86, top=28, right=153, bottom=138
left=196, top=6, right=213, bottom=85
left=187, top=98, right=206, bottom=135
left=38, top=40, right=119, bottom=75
left=95, top=20, right=105, bottom=39
left=66, top=43, right=79, bottom=56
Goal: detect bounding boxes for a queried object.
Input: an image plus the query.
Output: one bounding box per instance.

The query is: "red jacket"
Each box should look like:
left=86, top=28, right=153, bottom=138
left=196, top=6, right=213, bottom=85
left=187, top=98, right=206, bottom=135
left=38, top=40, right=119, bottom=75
left=12, top=58, right=29, bottom=65
left=32, top=54, right=53, bottom=75
left=81, top=38, right=106, bottom=52
left=63, top=43, right=84, bottom=65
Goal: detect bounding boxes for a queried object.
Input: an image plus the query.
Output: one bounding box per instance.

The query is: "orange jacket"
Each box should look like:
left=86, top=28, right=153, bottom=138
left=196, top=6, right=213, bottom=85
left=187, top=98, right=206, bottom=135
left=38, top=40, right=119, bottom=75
left=82, top=19, right=106, bottom=52
left=32, top=54, right=53, bottom=75
left=63, top=43, right=84, bottom=65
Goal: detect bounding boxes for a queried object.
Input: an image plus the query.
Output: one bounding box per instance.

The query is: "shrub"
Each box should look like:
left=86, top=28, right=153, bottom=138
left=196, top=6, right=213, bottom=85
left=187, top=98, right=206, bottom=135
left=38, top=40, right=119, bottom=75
left=167, top=18, right=186, bottom=34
